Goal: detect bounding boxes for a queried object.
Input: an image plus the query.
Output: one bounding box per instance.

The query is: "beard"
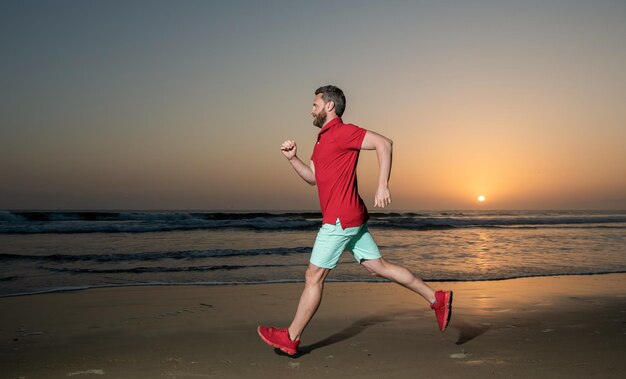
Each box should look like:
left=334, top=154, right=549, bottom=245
left=312, top=109, right=327, bottom=128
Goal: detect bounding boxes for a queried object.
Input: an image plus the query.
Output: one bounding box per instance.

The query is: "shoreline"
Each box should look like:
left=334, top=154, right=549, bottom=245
left=1, top=273, right=625, bottom=378
left=3, top=270, right=626, bottom=298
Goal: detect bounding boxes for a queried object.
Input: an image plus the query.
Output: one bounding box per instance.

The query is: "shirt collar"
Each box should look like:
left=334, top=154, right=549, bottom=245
left=317, top=117, right=343, bottom=136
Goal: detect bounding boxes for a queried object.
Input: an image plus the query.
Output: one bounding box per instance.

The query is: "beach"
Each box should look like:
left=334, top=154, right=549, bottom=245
left=1, top=273, right=625, bottom=378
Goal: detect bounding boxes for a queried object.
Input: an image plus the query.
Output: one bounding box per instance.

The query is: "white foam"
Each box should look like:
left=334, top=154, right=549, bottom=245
left=67, top=369, right=105, bottom=376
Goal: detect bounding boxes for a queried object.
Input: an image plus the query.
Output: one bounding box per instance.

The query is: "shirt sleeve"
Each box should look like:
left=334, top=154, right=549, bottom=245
left=338, top=123, right=367, bottom=150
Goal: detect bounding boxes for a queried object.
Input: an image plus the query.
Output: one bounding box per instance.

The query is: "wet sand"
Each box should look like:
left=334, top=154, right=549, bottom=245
left=1, top=273, right=625, bottom=378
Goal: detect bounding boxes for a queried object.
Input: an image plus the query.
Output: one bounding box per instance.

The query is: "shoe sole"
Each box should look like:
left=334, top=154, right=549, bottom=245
left=257, top=326, right=297, bottom=355
left=441, top=291, right=453, bottom=332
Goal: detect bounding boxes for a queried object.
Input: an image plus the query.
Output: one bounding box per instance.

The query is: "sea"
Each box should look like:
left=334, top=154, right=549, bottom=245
left=1, top=210, right=625, bottom=297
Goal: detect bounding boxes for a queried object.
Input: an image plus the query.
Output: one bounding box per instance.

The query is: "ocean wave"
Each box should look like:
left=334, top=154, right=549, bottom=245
left=0, top=246, right=312, bottom=262
left=1, top=210, right=625, bottom=234
left=374, top=215, right=626, bottom=229
left=0, top=211, right=321, bottom=234
left=39, top=262, right=309, bottom=274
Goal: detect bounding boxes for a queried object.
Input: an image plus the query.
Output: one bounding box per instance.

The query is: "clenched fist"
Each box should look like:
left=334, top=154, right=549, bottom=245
left=280, top=140, right=297, bottom=160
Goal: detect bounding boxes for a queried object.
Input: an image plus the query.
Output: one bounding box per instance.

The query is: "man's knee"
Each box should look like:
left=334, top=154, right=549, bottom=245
left=305, top=264, right=328, bottom=285
left=361, top=258, right=386, bottom=277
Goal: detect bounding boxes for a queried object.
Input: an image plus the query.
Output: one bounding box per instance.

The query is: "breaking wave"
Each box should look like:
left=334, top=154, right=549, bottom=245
left=1, top=210, right=625, bottom=234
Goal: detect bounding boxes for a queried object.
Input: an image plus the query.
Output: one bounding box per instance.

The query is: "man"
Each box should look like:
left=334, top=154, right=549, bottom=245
left=257, top=85, right=452, bottom=356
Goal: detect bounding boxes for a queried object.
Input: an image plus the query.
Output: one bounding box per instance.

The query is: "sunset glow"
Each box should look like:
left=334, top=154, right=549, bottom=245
left=1, top=1, right=625, bottom=211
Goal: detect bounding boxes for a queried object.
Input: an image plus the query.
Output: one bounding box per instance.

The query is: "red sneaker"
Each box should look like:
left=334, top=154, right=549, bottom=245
left=257, top=325, right=300, bottom=355
left=430, top=290, right=453, bottom=332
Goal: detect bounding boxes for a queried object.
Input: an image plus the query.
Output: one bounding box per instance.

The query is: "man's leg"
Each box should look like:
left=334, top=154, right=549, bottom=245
left=287, top=263, right=331, bottom=341
left=361, top=258, right=436, bottom=304
left=350, top=226, right=452, bottom=332
left=258, top=218, right=348, bottom=353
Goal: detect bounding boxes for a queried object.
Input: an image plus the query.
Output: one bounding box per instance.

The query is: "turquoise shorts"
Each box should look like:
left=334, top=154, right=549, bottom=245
left=310, top=218, right=382, bottom=269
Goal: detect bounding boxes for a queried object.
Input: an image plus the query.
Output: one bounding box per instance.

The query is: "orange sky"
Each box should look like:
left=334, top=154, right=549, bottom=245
left=1, top=1, right=625, bottom=210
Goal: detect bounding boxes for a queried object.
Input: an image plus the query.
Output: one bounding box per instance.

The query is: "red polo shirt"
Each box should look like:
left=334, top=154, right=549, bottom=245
left=310, top=117, right=369, bottom=229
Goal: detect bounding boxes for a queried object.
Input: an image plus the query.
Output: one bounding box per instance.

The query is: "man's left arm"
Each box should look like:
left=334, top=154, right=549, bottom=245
left=361, top=130, right=393, bottom=208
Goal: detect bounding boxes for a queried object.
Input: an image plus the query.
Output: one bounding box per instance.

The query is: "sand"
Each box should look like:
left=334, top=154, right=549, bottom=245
left=1, top=273, right=625, bottom=378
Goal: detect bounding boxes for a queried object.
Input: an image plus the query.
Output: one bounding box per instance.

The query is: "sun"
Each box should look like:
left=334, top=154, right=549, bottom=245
left=477, top=195, right=486, bottom=202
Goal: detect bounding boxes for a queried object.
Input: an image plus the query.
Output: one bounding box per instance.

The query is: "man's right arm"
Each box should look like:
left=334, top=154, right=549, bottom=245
left=280, top=139, right=316, bottom=186
left=288, top=156, right=316, bottom=186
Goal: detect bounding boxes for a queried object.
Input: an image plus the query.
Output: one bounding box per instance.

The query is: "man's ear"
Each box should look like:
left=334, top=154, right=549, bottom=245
left=325, top=100, right=335, bottom=113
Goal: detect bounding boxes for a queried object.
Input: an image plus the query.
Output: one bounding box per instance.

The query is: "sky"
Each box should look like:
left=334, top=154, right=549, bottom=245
left=1, top=0, right=625, bottom=211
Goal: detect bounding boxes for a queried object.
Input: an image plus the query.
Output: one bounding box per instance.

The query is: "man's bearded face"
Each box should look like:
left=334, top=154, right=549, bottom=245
left=313, top=107, right=327, bottom=128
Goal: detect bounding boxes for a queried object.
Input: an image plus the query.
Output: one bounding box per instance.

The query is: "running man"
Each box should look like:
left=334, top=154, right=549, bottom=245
left=257, top=85, right=452, bottom=356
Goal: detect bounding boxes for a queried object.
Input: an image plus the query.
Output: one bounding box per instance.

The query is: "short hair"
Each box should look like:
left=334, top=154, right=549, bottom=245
left=315, top=85, right=346, bottom=117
